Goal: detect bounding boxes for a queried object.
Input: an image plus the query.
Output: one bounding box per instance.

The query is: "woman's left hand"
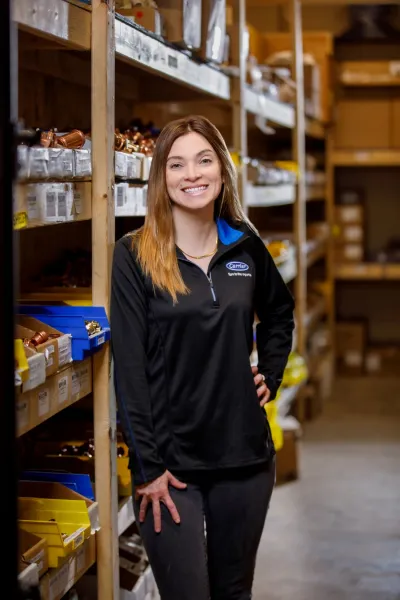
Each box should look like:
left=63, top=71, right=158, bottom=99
left=252, top=366, right=271, bottom=407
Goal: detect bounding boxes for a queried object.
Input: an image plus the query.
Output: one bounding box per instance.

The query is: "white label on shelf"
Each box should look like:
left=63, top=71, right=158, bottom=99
left=38, top=388, right=50, bottom=417
left=46, top=192, right=57, bottom=218
left=354, top=152, right=369, bottom=162
left=63, top=526, right=87, bottom=547
left=366, top=353, right=381, bottom=373
left=58, top=192, right=67, bottom=217
left=25, top=356, right=45, bottom=390
left=117, top=185, right=125, bottom=207
left=58, top=335, right=72, bottom=366
left=27, top=192, right=38, bottom=220
left=72, top=371, right=81, bottom=397
left=344, top=225, right=363, bottom=242
left=97, top=334, right=105, bottom=346
left=73, top=191, right=82, bottom=214
left=58, top=375, right=69, bottom=405
left=340, top=206, right=362, bottom=223
left=48, top=562, right=69, bottom=600
left=77, top=545, right=86, bottom=573
left=389, top=61, right=400, bottom=77
left=29, top=549, right=45, bottom=572
left=354, top=263, right=368, bottom=274
left=344, top=351, right=362, bottom=367
left=16, top=398, right=29, bottom=429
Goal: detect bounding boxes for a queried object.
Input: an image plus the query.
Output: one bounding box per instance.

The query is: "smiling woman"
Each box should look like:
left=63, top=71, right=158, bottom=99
left=110, top=115, right=295, bottom=600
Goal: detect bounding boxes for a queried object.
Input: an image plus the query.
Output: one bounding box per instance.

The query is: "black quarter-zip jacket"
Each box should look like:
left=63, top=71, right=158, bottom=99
left=111, top=219, right=295, bottom=486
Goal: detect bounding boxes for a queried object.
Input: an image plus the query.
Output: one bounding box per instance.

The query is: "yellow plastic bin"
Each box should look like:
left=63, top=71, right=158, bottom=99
left=19, top=497, right=91, bottom=567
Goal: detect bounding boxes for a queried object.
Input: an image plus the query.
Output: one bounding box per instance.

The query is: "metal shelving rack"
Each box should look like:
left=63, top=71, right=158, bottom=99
left=11, top=0, right=316, bottom=596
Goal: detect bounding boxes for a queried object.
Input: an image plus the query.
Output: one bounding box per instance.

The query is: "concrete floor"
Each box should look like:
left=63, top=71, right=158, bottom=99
left=253, top=377, right=400, bottom=600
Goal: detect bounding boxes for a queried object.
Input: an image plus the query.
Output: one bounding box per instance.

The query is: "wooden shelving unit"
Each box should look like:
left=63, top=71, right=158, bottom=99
left=10, top=0, right=328, bottom=596
left=331, top=150, right=400, bottom=167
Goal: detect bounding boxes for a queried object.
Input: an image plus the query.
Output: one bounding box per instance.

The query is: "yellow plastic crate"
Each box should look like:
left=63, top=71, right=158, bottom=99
left=19, top=497, right=91, bottom=567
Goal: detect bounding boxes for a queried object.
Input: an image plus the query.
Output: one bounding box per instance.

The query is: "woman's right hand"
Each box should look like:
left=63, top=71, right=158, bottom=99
left=137, top=470, right=187, bottom=533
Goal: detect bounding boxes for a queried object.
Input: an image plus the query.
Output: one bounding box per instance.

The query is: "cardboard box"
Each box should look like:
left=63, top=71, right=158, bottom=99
left=39, top=535, right=96, bottom=600
left=263, top=31, right=333, bottom=123
left=275, top=429, right=298, bottom=485
left=337, top=189, right=364, bottom=206
left=336, top=321, right=366, bottom=375
left=18, top=342, right=47, bottom=393
left=16, top=365, right=74, bottom=436
left=334, top=243, right=364, bottom=263
left=16, top=387, right=32, bottom=436
left=117, top=7, right=163, bottom=36
left=333, top=99, right=391, bottom=149
left=365, top=346, right=400, bottom=376
left=158, top=0, right=201, bottom=49
left=27, top=376, right=58, bottom=426
left=71, top=358, right=93, bottom=403
left=17, top=316, right=72, bottom=372
left=335, top=223, right=364, bottom=244
left=335, top=204, right=364, bottom=226
left=19, top=529, right=49, bottom=578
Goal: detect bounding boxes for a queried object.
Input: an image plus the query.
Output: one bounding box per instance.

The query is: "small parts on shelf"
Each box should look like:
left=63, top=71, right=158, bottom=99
left=247, top=159, right=297, bottom=186
left=32, top=250, right=92, bottom=290
left=265, top=51, right=321, bottom=121
left=264, top=236, right=297, bottom=284
left=246, top=159, right=297, bottom=207
left=18, top=481, right=97, bottom=600
left=18, top=127, right=91, bottom=181
left=16, top=357, right=93, bottom=436
left=115, top=183, right=148, bottom=216
left=334, top=198, right=365, bottom=264
left=18, top=305, right=111, bottom=360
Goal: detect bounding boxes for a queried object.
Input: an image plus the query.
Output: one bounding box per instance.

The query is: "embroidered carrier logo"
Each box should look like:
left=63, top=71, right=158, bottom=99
left=226, top=261, right=252, bottom=277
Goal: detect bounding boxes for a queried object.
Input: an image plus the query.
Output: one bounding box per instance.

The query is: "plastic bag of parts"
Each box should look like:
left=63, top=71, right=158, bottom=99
left=203, top=0, right=226, bottom=64
left=184, top=0, right=201, bottom=48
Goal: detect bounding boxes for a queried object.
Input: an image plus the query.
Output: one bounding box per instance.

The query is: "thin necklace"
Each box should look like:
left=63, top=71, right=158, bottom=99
left=181, top=236, right=218, bottom=260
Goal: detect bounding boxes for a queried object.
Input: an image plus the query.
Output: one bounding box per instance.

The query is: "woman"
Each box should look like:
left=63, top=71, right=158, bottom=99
left=111, top=115, right=294, bottom=599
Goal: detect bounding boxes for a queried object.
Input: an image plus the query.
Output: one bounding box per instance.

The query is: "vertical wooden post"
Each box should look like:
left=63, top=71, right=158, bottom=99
left=91, top=1, right=119, bottom=599
left=326, top=129, right=336, bottom=358
left=232, top=0, right=248, bottom=212
left=290, top=0, right=307, bottom=356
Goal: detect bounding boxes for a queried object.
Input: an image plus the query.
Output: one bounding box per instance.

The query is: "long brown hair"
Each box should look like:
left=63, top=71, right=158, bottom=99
left=133, top=115, right=248, bottom=302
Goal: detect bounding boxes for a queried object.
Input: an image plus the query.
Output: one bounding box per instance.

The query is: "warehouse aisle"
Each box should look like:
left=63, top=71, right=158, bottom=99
left=253, top=377, right=400, bottom=600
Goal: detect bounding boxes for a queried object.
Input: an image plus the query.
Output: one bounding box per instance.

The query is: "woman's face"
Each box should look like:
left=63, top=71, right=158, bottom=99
left=166, top=132, right=223, bottom=212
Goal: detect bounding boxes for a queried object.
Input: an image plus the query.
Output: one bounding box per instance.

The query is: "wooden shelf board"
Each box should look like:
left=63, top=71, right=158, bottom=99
left=331, top=150, right=400, bottom=167
left=339, top=61, right=400, bottom=87
left=115, top=17, right=230, bottom=101
left=335, top=263, right=400, bottom=280
left=246, top=183, right=296, bottom=208
left=13, top=0, right=91, bottom=50
left=245, top=87, right=294, bottom=129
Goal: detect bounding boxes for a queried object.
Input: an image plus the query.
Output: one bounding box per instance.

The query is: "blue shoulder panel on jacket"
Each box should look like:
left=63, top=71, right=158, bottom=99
left=217, top=218, right=244, bottom=245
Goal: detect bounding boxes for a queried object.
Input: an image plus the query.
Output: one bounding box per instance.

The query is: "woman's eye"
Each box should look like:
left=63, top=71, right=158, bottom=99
left=169, top=163, right=182, bottom=169
left=200, top=157, right=212, bottom=165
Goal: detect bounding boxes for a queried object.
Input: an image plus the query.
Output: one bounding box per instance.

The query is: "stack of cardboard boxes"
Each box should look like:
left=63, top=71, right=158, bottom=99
left=334, top=191, right=365, bottom=264
left=336, top=320, right=400, bottom=377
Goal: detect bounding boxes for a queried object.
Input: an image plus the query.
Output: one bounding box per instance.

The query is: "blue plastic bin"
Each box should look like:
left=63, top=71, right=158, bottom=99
left=18, top=305, right=110, bottom=360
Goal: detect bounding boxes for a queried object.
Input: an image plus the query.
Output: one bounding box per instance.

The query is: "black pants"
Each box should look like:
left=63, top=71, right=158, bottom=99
left=133, top=459, right=275, bottom=600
